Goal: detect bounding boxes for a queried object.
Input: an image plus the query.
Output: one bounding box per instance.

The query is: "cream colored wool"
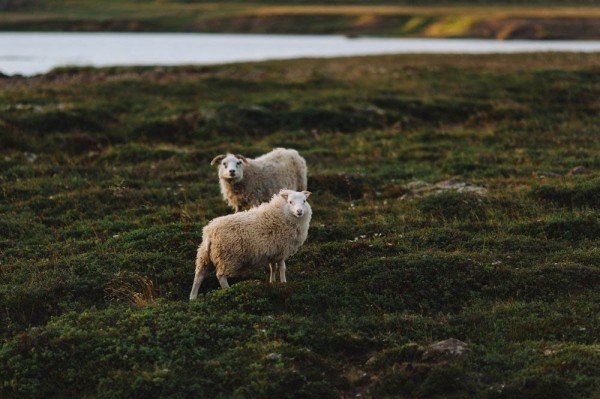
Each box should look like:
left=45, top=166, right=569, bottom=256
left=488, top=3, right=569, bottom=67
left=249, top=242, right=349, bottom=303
left=189, top=190, right=312, bottom=299
left=211, top=148, right=307, bottom=212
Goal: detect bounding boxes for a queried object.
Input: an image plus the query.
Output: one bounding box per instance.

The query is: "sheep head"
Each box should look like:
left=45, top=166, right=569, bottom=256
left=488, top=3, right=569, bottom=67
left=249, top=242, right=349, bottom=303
left=280, top=190, right=311, bottom=218
left=211, top=153, right=247, bottom=182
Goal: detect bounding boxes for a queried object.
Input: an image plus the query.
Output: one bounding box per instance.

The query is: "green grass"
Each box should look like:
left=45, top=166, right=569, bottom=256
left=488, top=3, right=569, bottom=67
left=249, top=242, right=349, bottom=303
left=1, top=53, right=600, bottom=398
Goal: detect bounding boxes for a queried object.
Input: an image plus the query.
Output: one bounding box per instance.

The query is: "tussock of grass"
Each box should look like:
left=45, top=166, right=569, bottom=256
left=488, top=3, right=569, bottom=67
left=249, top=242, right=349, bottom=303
left=105, top=271, right=159, bottom=307
left=1, top=53, right=599, bottom=398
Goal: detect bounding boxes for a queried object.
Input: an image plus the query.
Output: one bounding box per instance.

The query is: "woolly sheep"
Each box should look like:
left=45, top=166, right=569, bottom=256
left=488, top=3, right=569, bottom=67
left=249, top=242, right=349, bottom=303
left=189, top=189, right=312, bottom=299
left=211, top=148, right=307, bottom=212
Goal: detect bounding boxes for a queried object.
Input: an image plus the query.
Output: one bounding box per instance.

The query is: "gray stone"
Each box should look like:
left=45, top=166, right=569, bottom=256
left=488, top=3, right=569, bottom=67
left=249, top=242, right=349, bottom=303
left=423, top=338, right=469, bottom=359
left=568, top=166, right=590, bottom=175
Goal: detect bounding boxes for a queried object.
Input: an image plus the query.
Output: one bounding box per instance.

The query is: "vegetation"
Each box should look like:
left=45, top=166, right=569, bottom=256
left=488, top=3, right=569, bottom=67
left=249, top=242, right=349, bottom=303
left=1, top=52, right=600, bottom=398
left=1, top=0, right=600, bottom=39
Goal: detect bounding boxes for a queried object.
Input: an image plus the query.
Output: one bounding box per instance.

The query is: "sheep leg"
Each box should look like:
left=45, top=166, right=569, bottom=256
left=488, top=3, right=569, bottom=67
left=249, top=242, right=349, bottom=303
left=190, top=265, right=209, bottom=300
left=190, top=239, right=212, bottom=300
left=269, top=262, right=279, bottom=283
left=217, top=273, right=230, bottom=288
left=278, top=260, right=287, bottom=283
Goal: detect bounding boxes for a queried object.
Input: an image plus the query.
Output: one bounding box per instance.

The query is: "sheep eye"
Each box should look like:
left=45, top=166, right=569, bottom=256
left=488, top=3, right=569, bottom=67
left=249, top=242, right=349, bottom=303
left=222, top=162, right=226, bottom=166
left=289, top=201, right=292, bottom=204
left=237, top=161, right=242, bottom=166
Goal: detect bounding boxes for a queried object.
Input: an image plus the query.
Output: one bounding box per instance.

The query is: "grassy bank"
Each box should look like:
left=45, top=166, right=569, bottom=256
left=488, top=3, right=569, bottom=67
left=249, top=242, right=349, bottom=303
left=1, top=53, right=600, bottom=398
left=1, top=1, right=600, bottom=39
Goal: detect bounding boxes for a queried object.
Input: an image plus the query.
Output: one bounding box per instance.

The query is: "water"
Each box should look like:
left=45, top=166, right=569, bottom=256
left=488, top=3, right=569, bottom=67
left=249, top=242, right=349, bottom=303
left=2, top=32, right=600, bottom=76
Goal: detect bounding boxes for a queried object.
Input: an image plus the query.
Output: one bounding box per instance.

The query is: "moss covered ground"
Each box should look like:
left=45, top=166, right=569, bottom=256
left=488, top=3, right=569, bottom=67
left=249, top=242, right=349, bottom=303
left=1, top=53, right=600, bottom=398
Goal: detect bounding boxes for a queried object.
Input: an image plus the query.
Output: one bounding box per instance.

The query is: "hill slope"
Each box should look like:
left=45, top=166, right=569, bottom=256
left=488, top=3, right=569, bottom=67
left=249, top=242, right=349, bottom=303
left=1, top=53, right=600, bottom=398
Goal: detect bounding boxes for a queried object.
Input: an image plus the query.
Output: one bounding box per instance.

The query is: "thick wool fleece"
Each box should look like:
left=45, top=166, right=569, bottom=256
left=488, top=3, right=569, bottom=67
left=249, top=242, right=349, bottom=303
left=190, top=190, right=312, bottom=299
left=219, top=148, right=307, bottom=211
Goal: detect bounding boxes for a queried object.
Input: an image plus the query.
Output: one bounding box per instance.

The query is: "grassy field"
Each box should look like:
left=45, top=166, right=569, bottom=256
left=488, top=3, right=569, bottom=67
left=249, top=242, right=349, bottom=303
left=1, top=0, right=600, bottom=39
left=1, top=52, right=600, bottom=398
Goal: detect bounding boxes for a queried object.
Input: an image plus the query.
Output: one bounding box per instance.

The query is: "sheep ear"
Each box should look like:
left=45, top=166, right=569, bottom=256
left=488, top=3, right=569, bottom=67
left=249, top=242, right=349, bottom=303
left=235, top=154, right=248, bottom=163
left=302, top=191, right=312, bottom=198
left=210, top=154, right=226, bottom=165
left=279, top=191, right=289, bottom=200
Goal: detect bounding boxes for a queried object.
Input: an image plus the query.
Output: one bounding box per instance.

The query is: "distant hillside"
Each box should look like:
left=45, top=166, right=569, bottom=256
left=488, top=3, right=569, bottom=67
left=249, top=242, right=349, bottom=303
left=1, top=1, right=599, bottom=39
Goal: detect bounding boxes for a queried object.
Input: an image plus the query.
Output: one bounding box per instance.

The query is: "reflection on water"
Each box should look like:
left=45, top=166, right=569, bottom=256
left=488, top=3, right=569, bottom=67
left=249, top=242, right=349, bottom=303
left=1, top=32, right=600, bottom=76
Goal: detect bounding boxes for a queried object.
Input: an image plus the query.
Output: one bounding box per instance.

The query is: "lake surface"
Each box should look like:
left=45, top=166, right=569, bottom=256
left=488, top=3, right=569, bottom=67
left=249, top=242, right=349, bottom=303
left=2, top=32, right=600, bottom=76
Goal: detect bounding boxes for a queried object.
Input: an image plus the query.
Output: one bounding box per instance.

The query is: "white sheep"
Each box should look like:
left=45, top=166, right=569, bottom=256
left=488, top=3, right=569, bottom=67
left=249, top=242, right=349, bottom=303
left=189, top=189, right=312, bottom=299
left=211, top=148, right=307, bottom=212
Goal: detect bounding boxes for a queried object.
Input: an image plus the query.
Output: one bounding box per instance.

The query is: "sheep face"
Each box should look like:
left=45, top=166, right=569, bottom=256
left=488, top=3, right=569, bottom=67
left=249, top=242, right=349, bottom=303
left=212, top=154, right=246, bottom=182
left=280, top=190, right=311, bottom=218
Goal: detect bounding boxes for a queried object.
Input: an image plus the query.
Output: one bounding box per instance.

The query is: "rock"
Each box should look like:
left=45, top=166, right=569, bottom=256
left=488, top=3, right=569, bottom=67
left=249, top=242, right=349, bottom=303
left=435, top=179, right=487, bottom=195
left=351, top=104, right=386, bottom=116
left=364, top=355, right=378, bottom=367
left=423, top=338, right=469, bottom=360
left=401, top=179, right=487, bottom=199
left=568, top=166, right=590, bottom=175
left=532, top=170, right=561, bottom=178
left=265, top=353, right=282, bottom=360
left=24, top=152, right=38, bottom=163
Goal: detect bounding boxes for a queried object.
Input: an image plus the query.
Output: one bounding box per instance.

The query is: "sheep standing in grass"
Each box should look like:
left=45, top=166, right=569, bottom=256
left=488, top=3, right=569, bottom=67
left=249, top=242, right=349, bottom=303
left=211, top=148, right=307, bottom=212
left=189, top=189, right=312, bottom=299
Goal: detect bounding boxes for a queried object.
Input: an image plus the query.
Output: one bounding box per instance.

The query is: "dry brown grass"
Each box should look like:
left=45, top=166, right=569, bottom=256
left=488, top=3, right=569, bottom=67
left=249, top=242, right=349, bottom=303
left=105, top=271, right=159, bottom=307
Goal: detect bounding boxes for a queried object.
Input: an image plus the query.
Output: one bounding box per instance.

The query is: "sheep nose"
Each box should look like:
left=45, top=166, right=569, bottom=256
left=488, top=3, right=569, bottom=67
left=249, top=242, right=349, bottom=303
left=296, top=209, right=303, bottom=216
left=229, top=170, right=236, bottom=176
